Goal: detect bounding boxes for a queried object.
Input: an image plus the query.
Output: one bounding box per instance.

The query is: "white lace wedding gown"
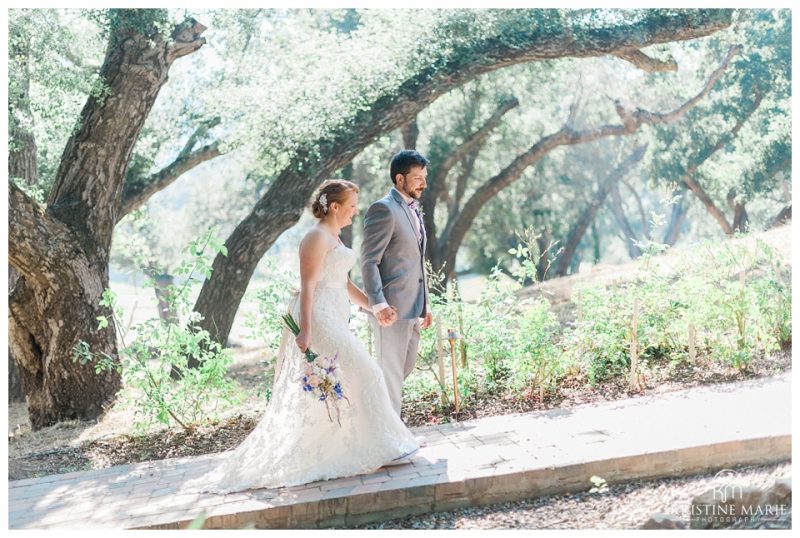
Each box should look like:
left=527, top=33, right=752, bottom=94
left=185, top=244, right=419, bottom=493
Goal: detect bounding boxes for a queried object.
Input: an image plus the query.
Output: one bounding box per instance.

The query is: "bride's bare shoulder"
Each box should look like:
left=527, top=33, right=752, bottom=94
left=299, top=226, right=335, bottom=254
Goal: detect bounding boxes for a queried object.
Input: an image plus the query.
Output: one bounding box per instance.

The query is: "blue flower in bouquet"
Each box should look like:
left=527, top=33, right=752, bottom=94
left=296, top=349, right=349, bottom=425
left=282, top=314, right=350, bottom=424
left=300, top=376, right=314, bottom=392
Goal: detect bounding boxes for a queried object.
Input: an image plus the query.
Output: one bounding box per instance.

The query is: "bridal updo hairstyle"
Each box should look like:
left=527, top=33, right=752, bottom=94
left=310, top=179, right=360, bottom=219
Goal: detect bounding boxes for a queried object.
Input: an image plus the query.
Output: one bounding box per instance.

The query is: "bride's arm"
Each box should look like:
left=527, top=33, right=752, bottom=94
left=296, top=230, right=328, bottom=352
left=346, top=279, right=371, bottom=311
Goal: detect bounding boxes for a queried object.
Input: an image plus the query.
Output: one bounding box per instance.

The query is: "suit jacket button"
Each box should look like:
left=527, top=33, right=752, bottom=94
left=418, top=278, right=423, bottom=283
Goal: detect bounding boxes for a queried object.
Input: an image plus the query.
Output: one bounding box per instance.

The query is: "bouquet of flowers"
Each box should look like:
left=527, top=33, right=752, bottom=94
left=282, top=313, right=349, bottom=425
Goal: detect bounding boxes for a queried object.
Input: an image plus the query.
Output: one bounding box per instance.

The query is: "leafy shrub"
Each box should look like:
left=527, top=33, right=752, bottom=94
left=73, top=227, right=241, bottom=433
left=565, top=234, right=791, bottom=382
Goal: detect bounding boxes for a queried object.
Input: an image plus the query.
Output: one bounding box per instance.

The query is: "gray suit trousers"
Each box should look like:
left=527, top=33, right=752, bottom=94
left=370, top=317, right=421, bottom=416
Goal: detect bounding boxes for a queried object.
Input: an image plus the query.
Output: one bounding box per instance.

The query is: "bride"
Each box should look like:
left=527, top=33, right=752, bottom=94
left=186, top=180, right=419, bottom=493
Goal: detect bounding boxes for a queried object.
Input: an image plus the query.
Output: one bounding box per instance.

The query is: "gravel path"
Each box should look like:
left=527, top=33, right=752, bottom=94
left=355, top=461, right=791, bottom=530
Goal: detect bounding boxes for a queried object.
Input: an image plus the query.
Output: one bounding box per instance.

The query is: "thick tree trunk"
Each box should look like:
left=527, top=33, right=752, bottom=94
left=8, top=24, right=38, bottom=184
left=8, top=25, right=38, bottom=404
left=731, top=199, right=749, bottom=233
left=8, top=270, right=26, bottom=404
left=401, top=120, right=419, bottom=150
left=663, top=188, right=689, bottom=246
left=7, top=12, right=207, bottom=429
left=193, top=186, right=317, bottom=349
left=8, top=224, right=121, bottom=427
left=340, top=162, right=355, bottom=249
left=608, top=181, right=643, bottom=258
left=555, top=146, right=647, bottom=276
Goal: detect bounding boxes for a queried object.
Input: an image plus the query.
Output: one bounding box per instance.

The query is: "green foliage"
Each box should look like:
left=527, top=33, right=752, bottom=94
left=9, top=176, right=46, bottom=204
left=88, top=9, right=180, bottom=44
left=589, top=475, right=609, bottom=494
left=564, top=232, right=790, bottom=383
left=8, top=9, right=105, bottom=192
left=649, top=9, right=791, bottom=207
left=245, top=257, right=298, bottom=351
left=676, top=236, right=791, bottom=368
left=413, top=256, right=566, bottom=410
left=72, top=227, right=241, bottom=433
left=245, top=257, right=299, bottom=400
left=512, top=298, right=564, bottom=395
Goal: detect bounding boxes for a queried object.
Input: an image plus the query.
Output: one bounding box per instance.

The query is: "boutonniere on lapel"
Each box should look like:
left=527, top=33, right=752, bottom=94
left=409, top=199, right=424, bottom=219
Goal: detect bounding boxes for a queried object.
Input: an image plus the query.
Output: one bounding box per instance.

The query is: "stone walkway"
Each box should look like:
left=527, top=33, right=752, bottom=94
left=8, top=373, right=791, bottom=529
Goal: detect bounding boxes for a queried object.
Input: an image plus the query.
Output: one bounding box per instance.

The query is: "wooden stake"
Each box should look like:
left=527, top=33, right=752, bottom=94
left=435, top=317, right=447, bottom=407
left=447, top=328, right=460, bottom=415
left=688, top=322, right=696, bottom=363
left=629, top=297, right=640, bottom=391
left=457, top=302, right=467, bottom=368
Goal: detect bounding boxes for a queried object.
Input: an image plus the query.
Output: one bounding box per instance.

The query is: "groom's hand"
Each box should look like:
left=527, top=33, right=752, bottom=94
left=377, top=306, right=398, bottom=327
left=420, top=311, right=433, bottom=329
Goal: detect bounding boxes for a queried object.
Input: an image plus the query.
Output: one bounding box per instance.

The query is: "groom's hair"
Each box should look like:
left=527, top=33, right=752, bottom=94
left=390, top=150, right=429, bottom=184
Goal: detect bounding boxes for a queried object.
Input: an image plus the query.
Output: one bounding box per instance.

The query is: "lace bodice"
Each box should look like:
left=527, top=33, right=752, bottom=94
left=315, top=244, right=357, bottom=288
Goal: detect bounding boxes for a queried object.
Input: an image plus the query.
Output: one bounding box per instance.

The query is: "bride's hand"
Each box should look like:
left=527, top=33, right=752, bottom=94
left=296, top=330, right=311, bottom=352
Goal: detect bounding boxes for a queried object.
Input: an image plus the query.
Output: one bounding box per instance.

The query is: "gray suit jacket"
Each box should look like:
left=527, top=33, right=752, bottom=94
left=361, top=189, right=429, bottom=320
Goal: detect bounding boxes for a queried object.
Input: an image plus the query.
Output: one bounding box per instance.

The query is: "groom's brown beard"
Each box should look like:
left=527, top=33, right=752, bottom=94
left=402, top=186, right=424, bottom=199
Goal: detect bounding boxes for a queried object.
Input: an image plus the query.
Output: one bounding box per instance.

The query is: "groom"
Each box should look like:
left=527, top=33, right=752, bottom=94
left=361, top=149, right=433, bottom=417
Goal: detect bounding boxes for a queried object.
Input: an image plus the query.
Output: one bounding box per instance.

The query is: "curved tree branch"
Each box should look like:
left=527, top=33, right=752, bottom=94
left=452, top=149, right=480, bottom=215
left=631, top=44, right=742, bottom=126
left=422, top=95, right=519, bottom=266
left=440, top=45, right=739, bottom=259
left=179, top=116, right=221, bottom=158
left=433, top=95, right=520, bottom=196
left=167, top=18, right=207, bottom=62
left=768, top=205, right=792, bottom=229
left=680, top=91, right=764, bottom=235
left=613, top=48, right=678, bottom=72
left=118, top=141, right=221, bottom=219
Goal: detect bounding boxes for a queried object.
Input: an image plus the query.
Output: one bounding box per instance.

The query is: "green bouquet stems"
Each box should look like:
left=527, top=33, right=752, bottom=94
left=282, top=313, right=319, bottom=362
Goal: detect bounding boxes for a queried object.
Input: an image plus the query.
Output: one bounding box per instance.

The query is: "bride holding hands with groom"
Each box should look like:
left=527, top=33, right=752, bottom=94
left=187, top=150, right=433, bottom=493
